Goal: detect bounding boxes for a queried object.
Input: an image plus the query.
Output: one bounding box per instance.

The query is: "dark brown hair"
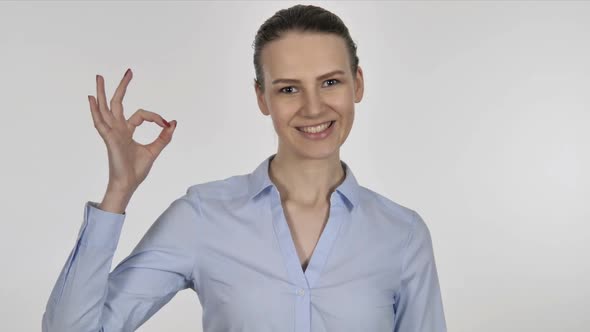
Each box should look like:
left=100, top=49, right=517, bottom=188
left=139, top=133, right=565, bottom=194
left=252, top=4, right=360, bottom=93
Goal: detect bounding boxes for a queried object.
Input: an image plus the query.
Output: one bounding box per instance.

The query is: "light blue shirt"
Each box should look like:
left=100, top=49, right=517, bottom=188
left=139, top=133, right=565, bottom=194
left=42, top=153, right=447, bottom=331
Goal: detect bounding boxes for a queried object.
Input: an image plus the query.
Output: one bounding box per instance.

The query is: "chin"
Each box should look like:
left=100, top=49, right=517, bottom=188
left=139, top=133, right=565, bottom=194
left=292, top=145, right=341, bottom=161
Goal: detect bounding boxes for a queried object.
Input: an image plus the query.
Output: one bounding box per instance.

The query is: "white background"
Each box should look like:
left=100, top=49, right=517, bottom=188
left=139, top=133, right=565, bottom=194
left=0, top=1, right=588, bottom=331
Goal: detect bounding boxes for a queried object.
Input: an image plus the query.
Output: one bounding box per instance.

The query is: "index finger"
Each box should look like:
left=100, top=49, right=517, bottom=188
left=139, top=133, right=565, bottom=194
left=110, top=68, right=133, bottom=119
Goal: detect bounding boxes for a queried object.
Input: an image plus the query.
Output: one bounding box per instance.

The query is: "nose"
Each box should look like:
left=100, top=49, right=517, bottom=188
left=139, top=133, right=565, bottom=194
left=301, top=88, right=324, bottom=117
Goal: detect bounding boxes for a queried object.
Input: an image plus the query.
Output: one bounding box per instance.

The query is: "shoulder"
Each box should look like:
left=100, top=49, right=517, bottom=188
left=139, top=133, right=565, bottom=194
left=181, top=172, right=251, bottom=210
left=356, top=185, right=426, bottom=233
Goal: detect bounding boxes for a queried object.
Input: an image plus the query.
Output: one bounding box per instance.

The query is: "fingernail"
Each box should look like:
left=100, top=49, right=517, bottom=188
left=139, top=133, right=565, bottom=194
left=163, top=119, right=170, bottom=127
left=125, top=68, right=131, bottom=76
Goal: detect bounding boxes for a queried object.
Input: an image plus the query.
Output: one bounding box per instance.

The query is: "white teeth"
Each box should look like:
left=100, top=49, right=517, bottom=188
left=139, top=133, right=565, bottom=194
left=298, top=121, right=332, bottom=133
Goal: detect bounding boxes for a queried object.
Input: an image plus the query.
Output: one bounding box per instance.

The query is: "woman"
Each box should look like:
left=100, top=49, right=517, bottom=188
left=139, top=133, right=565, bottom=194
left=42, top=4, right=446, bottom=332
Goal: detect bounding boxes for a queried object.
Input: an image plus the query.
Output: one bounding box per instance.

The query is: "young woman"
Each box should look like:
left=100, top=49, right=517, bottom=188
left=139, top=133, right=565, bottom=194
left=43, top=4, right=446, bottom=332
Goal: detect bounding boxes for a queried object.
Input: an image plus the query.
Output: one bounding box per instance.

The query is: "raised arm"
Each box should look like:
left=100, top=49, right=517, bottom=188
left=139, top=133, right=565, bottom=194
left=42, top=68, right=188, bottom=331
left=42, top=194, right=201, bottom=332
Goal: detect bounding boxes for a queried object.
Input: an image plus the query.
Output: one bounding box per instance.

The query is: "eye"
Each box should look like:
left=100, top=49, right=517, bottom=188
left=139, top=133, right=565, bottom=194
left=324, top=79, right=340, bottom=87
left=279, top=86, right=298, bottom=94
left=279, top=79, right=341, bottom=94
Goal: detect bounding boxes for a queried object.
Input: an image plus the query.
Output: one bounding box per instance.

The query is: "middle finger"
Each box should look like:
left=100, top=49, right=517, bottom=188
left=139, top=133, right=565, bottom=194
left=110, top=68, right=132, bottom=121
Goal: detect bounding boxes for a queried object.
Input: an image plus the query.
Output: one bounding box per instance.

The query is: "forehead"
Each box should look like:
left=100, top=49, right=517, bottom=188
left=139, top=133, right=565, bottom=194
left=261, top=32, right=350, bottom=80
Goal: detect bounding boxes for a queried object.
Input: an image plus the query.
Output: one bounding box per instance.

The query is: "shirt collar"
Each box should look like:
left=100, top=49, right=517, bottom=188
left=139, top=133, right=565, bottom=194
left=248, top=153, right=359, bottom=211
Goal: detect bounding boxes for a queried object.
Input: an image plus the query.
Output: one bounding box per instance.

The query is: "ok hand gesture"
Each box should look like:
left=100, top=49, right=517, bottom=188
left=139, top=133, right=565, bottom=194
left=88, top=68, right=177, bottom=195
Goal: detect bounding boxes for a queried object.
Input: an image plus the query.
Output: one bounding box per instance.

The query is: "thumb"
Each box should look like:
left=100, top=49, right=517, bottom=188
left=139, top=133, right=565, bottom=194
left=145, top=120, right=177, bottom=158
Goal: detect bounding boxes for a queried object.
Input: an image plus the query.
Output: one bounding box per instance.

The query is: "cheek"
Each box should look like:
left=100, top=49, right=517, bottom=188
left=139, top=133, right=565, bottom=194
left=333, top=100, right=355, bottom=123
left=329, top=90, right=355, bottom=113
left=268, top=104, right=297, bottom=128
left=269, top=112, right=292, bottom=133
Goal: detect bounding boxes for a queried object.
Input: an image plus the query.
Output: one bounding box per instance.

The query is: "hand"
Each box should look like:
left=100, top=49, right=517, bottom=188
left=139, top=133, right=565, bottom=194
left=88, top=68, right=177, bottom=195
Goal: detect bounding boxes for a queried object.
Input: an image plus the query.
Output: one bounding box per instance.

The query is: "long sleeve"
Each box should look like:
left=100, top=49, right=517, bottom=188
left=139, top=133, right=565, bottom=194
left=42, top=195, right=201, bottom=332
left=393, top=210, right=447, bottom=332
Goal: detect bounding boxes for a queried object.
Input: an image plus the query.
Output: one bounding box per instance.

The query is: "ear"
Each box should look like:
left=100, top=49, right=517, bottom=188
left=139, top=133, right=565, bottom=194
left=353, top=66, right=364, bottom=103
left=254, top=80, right=270, bottom=116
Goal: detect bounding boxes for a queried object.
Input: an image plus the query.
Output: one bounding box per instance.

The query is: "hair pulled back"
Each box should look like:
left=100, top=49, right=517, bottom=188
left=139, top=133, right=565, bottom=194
left=252, top=4, right=360, bottom=93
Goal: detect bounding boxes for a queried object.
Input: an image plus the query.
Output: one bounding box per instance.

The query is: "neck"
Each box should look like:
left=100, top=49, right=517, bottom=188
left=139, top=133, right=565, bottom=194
left=268, top=151, right=345, bottom=208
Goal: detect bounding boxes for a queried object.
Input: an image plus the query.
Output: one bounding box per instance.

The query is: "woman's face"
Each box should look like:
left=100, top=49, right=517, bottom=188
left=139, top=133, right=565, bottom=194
left=255, top=31, right=364, bottom=161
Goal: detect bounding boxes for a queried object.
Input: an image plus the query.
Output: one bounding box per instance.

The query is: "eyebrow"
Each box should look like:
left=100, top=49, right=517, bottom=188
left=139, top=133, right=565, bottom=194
left=271, top=70, right=346, bottom=85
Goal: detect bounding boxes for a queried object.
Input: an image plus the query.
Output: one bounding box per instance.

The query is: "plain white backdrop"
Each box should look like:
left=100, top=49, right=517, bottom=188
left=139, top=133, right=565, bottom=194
left=0, top=1, right=588, bottom=331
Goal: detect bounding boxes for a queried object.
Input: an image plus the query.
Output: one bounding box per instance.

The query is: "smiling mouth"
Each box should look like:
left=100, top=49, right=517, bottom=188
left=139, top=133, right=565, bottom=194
left=296, top=120, right=335, bottom=132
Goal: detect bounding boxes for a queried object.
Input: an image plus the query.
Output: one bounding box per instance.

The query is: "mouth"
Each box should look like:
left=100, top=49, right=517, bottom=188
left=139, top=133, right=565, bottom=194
left=295, top=120, right=335, bottom=133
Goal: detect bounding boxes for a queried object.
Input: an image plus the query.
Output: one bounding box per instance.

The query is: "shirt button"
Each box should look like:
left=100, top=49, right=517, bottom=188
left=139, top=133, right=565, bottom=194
left=296, top=288, right=305, bottom=296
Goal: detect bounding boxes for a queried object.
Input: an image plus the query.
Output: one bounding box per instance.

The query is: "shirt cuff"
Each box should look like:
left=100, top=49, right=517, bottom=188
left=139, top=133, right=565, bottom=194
left=78, top=201, right=126, bottom=250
